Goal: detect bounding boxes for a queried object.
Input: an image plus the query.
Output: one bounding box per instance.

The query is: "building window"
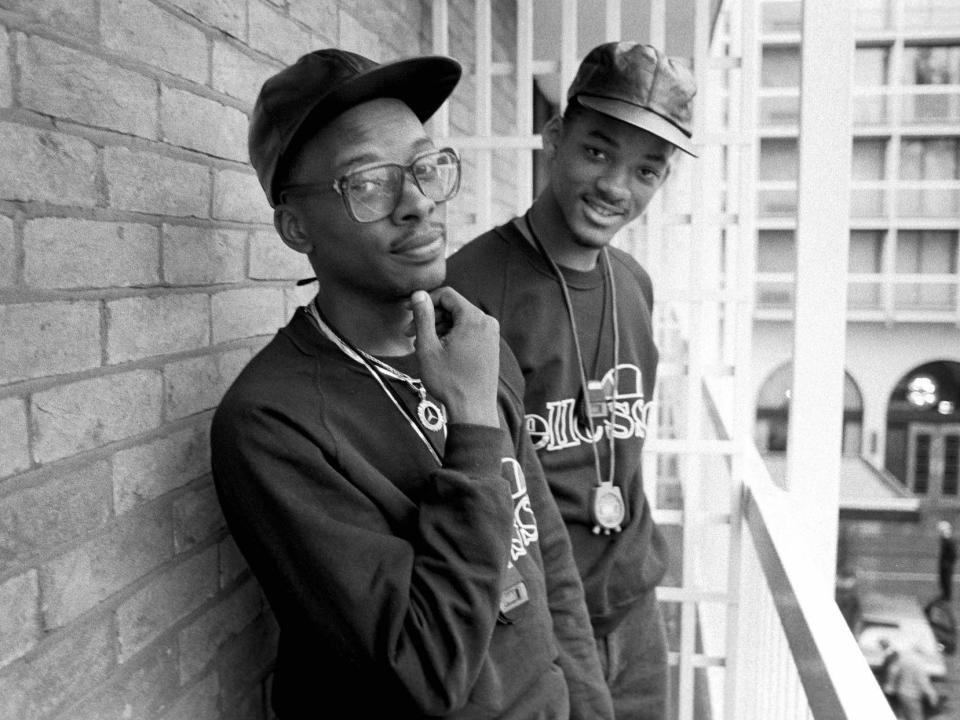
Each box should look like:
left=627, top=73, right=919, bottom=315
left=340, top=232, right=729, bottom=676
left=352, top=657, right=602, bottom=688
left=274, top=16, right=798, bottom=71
left=854, top=46, right=891, bottom=125
left=756, top=230, right=795, bottom=308
left=894, top=230, right=958, bottom=309
left=761, top=1, right=801, bottom=33
left=848, top=230, right=885, bottom=309
left=852, top=139, right=887, bottom=217
left=901, top=44, right=960, bottom=124
left=902, top=2, right=960, bottom=32
left=755, top=363, right=864, bottom=457
left=761, top=46, right=800, bottom=88
left=898, top=138, right=960, bottom=217
left=855, top=0, right=892, bottom=31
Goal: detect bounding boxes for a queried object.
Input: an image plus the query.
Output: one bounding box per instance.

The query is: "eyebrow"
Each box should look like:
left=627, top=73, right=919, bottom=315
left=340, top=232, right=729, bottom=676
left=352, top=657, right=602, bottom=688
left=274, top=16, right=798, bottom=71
left=586, top=129, right=670, bottom=164
left=334, top=139, right=436, bottom=174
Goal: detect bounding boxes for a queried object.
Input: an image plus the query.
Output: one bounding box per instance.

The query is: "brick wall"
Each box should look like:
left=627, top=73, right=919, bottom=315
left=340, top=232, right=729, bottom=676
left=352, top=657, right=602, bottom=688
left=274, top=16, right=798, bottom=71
left=0, top=1, right=508, bottom=718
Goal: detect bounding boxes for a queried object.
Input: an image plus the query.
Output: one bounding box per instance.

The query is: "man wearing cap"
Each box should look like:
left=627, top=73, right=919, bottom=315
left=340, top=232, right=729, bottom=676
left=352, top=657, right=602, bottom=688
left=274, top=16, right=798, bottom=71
left=447, top=42, right=697, bottom=719
left=210, top=48, right=613, bottom=719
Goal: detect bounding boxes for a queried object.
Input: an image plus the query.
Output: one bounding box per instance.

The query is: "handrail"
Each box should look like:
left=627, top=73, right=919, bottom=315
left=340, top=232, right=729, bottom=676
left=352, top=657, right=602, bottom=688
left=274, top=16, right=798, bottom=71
left=703, top=378, right=896, bottom=719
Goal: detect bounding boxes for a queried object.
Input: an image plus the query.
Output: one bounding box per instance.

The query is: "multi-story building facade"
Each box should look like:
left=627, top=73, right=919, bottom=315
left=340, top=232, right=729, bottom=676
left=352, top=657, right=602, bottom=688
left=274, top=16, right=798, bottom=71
left=753, top=0, right=960, bottom=548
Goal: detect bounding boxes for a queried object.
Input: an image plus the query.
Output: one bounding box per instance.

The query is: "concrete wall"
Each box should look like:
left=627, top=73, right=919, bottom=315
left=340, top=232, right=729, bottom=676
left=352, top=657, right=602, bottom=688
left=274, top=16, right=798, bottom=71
left=0, top=2, right=517, bottom=718
left=751, top=320, right=960, bottom=468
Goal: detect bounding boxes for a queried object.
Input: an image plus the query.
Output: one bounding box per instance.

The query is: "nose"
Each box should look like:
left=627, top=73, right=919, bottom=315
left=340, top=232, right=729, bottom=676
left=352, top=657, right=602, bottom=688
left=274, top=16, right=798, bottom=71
left=595, top=166, right=631, bottom=203
left=391, top=169, right=436, bottom=223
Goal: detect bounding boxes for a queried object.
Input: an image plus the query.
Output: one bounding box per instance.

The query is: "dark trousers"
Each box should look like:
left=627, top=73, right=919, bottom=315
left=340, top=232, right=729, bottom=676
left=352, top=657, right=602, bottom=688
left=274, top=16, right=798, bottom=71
left=595, top=590, right=669, bottom=720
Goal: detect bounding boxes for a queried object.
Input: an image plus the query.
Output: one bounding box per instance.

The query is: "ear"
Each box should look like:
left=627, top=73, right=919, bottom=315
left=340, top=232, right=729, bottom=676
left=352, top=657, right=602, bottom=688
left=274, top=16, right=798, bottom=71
left=541, top=114, right=563, bottom=159
left=274, top=204, right=313, bottom=255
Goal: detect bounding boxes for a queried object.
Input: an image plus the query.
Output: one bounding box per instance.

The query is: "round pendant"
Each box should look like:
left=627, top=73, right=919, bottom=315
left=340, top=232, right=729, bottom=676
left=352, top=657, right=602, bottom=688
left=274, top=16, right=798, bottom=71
left=591, top=484, right=624, bottom=535
left=417, top=398, right=446, bottom=433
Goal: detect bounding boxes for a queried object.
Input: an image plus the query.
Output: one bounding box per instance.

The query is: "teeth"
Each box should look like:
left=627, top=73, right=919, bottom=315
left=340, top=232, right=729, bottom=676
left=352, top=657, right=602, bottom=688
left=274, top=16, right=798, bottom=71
left=586, top=199, right=619, bottom=217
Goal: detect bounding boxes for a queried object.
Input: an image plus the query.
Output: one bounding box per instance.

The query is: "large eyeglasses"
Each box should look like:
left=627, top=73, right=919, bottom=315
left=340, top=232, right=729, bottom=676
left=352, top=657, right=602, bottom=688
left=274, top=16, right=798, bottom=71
left=281, top=147, right=461, bottom=223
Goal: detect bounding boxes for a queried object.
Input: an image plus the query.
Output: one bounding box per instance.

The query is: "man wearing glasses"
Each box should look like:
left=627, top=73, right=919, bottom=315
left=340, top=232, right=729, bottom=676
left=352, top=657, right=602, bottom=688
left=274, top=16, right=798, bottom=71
left=210, top=49, right=612, bottom=719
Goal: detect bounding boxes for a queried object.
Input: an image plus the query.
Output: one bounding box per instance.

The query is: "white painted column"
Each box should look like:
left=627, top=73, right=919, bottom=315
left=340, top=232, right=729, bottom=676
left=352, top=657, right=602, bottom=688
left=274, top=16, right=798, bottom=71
left=786, top=0, right=854, bottom=589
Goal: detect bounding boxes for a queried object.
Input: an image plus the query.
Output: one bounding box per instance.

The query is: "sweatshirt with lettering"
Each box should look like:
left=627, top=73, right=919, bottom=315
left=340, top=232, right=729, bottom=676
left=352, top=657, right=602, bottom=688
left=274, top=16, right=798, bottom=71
left=210, top=306, right=613, bottom=719
left=447, top=220, right=667, bottom=635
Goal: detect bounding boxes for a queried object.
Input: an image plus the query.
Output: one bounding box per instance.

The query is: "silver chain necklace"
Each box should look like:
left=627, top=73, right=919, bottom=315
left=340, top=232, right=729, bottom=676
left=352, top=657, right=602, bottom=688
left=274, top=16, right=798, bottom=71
left=305, top=300, right=446, bottom=463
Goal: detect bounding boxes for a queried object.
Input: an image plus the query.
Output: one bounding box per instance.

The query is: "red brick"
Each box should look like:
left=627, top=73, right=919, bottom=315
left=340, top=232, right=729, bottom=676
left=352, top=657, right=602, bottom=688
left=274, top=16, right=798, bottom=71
left=284, top=285, right=316, bottom=318
left=163, top=673, right=219, bottom=720
left=0, top=570, right=40, bottom=668
left=2, top=0, right=98, bottom=39
left=162, top=225, right=246, bottom=285
left=248, top=1, right=315, bottom=64
left=113, top=423, right=211, bottom=514
left=31, top=369, right=164, bottom=463
left=105, top=146, right=210, bottom=218
left=106, top=293, right=209, bottom=363
left=101, top=0, right=209, bottom=84
left=39, top=509, right=172, bottom=628
left=212, top=40, right=282, bottom=105
left=218, top=346, right=255, bottom=389
left=168, top=0, right=245, bottom=38
left=0, top=396, right=30, bottom=478
left=0, top=27, right=10, bottom=108
left=249, top=228, right=312, bottom=280
left=0, top=122, right=98, bottom=206
left=288, top=0, right=337, bottom=31
left=211, top=287, right=286, bottom=343
left=0, top=214, right=13, bottom=287
left=218, top=535, right=249, bottom=588
left=339, top=11, right=382, bottom=60
left=213, top=168, right=273, bottom=223
left=0, top=301, right=101, bottom=384
left=0, top=616, right=114, bottom=720
left=23, top=218, right=160, bottom=289
left=173, top=483, right=224, bottom=553
left=178, top=579, right=261, bottom=681
left=18, top=35, right=158, bottom=139
left=163, top=354, right=221, bottom=420
left=116, top=547, right=218, bottom=661
left=161, top=87, right=248, bottom=162
left=65, top=640, right=180, bottom=720
left=0, top=460, right=112, bottom=575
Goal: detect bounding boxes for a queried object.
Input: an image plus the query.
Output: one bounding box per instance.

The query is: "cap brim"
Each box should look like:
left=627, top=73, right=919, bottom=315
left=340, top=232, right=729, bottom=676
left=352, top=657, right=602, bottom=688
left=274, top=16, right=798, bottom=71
left=276, top=56, right=462, bottom=204
left=576, top=95, right=697, bottom=157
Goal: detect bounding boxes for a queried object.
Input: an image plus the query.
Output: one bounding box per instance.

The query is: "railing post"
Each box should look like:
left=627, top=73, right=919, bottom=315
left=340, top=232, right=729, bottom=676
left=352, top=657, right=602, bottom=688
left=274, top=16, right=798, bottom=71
left=785, top=0, right=854, bottom=588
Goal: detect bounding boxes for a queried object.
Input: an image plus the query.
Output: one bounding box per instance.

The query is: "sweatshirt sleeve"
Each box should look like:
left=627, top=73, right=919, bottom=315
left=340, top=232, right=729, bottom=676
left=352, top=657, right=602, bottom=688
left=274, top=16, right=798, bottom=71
left=518, top=420, right=616, bottom=719
left=495, top=341, right=615, bottom=719
left=210, top=400, right=514, bottom=716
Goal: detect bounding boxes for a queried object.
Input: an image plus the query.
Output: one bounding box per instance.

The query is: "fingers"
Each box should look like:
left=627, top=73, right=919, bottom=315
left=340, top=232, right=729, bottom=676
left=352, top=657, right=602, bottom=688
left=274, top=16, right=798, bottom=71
left=410, top=290, right=440, bottom=350
left=428, top=286, right=472, bottom=321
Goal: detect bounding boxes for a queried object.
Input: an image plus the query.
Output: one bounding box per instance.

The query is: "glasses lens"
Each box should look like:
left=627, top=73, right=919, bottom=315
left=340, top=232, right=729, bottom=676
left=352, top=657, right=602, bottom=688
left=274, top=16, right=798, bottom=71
left=413, top=150, right=460, bottom=202
left=344, top=166, right=403, bottom=222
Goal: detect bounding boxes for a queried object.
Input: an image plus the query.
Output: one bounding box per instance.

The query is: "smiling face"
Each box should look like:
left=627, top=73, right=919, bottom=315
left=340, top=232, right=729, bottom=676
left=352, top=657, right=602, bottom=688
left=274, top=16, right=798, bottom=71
left=275, top=98, right=448, bottom=305
left=543, top=103, right=675, bottom=254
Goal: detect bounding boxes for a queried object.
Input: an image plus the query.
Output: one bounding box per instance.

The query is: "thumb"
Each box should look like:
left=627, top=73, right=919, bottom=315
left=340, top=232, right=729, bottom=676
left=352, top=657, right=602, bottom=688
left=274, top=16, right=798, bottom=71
left=410, top=290, right=441, bottom=353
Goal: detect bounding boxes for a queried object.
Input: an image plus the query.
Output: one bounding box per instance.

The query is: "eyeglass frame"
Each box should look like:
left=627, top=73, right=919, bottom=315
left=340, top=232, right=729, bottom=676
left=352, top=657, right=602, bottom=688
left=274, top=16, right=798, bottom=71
left=278, top=147, right=461, bottom=223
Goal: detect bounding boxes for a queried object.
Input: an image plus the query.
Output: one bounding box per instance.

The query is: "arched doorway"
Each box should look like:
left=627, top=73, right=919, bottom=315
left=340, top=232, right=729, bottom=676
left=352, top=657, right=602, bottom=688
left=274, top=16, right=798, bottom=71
left=755, top=362, right=865, bottom=456
left=886, top=361, right=960, bottom=504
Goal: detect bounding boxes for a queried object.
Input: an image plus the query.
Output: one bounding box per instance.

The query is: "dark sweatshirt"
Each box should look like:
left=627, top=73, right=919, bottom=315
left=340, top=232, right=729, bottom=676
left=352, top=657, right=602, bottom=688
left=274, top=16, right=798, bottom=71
left=210, top=307, right=612, bottom=719
left=447, top=220, right=667, bottom=636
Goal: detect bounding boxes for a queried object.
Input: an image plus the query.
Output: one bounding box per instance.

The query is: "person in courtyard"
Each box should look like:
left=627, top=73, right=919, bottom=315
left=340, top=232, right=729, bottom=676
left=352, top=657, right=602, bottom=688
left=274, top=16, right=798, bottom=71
left=447, top=41, right=697, bottom=719
left=883, top=642, right=940, bottom=720
left=210, top=48, right=613, bottom=719
left=938, top=520, right=956, bottom=601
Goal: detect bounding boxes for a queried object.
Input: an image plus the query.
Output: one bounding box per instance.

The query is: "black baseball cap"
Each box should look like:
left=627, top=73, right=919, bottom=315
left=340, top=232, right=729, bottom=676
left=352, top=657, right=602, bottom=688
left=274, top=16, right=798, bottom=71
left=249, top=49, right=462, bottom=207
left=568, top=42, right=697, bottom=157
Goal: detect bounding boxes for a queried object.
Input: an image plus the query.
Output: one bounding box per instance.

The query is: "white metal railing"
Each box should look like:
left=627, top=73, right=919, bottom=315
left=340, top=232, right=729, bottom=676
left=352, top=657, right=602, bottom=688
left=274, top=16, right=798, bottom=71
left=703, top=379, right=897, bottom=720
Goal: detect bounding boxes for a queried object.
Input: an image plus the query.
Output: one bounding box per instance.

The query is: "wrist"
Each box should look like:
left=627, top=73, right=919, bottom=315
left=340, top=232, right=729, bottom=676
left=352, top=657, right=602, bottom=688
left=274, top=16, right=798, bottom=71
left=445, top=396, right=499, bottom=428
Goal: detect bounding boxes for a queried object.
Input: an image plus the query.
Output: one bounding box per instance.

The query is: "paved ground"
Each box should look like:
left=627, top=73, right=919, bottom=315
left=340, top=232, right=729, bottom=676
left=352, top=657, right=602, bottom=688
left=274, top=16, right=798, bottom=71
left=929, top=651, right=960, bottom=719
